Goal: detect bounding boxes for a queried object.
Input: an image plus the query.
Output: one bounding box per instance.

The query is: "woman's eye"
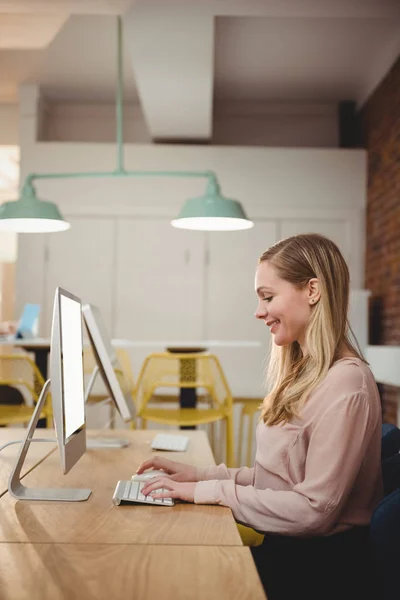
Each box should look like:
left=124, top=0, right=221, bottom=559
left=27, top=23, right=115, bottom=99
left=263, top=297, right=273, bottom=302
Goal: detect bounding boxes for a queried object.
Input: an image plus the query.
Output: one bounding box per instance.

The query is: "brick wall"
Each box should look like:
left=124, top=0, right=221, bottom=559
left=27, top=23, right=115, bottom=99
left=361, top=55, right=400, bottom=424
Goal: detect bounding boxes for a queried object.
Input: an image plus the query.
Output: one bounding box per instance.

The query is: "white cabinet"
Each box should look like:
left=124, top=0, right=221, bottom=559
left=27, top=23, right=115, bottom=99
left=206, top=222, right=277, bottom=341
left=114, top=219, right=206, bottom=342
left=15, top=214, right=369, bottom=399
left=43, top=216, right=116, bottom=335
left=205, top=222, right=278, bottom=398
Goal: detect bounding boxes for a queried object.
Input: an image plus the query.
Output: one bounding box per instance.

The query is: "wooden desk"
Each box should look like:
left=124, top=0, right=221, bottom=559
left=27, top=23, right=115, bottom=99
left=0, top=543, right=265, bottom=600
left=0, top=428, right=56, bottom=496
left=0, top=429, right=242, bottom=546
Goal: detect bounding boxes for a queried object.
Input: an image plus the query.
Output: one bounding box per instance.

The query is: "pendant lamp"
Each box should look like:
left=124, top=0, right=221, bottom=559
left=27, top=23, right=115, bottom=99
left=0, top=16, right=252, bottom=234
left=171, top=177, right=253, bottom=231
left=0, top=182, right=69, bottom=233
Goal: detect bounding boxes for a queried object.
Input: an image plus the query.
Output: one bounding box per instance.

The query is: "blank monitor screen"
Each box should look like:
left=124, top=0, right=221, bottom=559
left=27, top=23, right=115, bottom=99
left=60, top=293, right=85, bottom=439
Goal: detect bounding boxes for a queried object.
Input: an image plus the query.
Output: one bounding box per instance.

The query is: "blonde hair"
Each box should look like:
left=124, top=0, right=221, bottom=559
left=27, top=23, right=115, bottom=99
left=259, top=233, right=364, bottom=426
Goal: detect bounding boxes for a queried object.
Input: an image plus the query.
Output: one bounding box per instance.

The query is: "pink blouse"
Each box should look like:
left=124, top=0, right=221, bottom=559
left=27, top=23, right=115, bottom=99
left=194, top=357, right=383, bottom=536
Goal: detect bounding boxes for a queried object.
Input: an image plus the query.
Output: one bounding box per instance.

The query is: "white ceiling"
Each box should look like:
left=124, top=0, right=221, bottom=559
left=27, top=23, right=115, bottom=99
left=0, top=16, right=137, bottom=102
left=215, top=16, right=400, bottom=103
left=0, top=0, right=399, bottom=139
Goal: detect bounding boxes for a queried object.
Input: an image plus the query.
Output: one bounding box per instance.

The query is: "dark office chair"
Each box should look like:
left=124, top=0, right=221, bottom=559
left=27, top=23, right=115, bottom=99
left=369, top=423, right=400, bottom=600
left=381, top=423, right=400, bottom=495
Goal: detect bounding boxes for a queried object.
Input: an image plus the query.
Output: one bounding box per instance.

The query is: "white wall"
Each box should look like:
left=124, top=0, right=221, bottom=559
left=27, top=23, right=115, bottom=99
left=213, top=102, right=339, bottom=148
left=40, top=100, right=339, bottom=147
left=16, top=139, right=368, bottom=389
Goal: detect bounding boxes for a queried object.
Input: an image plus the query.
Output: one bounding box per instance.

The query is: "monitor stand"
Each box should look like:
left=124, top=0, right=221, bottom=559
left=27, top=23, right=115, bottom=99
left=8, top=379, right=92, bottom=502
left=85, top=365, right=130, bottom=449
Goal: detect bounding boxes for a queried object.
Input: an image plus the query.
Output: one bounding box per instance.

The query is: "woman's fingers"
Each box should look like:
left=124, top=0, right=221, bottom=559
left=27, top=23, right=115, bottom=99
left=150, top=489, right=180, bottom=499
left=141, top=477, right=170, bottom=495
left=142, top=479, right=196, bottom=503
left=136, top=457, right=170, bottom=474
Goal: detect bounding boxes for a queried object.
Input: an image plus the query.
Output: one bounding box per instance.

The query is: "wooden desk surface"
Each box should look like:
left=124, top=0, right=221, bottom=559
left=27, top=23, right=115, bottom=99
left=0, top=543, right=265, bottom=600
left=0, top=428, right=56, bottom=496
left=0, top=429, right=242, bottom=546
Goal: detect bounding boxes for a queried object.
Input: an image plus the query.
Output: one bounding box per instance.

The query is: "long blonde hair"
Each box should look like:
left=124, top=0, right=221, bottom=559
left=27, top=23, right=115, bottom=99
left=260, top=233, right=364, bottom=426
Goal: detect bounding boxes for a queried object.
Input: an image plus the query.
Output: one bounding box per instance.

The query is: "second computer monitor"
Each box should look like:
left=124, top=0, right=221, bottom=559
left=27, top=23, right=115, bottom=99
left=82, top=303, right=135, bottom=423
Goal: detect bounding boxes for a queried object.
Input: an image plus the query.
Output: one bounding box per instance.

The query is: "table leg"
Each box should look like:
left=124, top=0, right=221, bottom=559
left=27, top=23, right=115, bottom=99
left=31, top=348, right=49, bottom=428
left=179, top=357, right=196, bottom=430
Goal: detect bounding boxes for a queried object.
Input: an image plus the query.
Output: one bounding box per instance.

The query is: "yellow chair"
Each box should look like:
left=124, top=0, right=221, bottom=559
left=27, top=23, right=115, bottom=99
left=234, top=397, right=263, bottom=467
left=237, top=523, right=265, bottom=547
left=0, top=354, right=51, bottom=427
left=134, top=352, right=234, bottom=466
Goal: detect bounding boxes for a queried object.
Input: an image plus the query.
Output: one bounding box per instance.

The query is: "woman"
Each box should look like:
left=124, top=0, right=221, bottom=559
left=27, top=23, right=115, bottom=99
left=137, top=234, right=382, bottom=600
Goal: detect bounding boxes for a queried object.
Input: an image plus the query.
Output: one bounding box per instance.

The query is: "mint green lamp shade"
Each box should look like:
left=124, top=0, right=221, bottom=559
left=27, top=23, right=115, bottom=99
left=0, top=185, right=70, bottom=233
left=171, top=179, right=254, bottom=231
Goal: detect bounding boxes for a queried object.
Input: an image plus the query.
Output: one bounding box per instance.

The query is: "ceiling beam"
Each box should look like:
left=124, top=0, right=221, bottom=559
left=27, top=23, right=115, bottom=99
left=0, top=14, right=68, bottom=48
left=124, top=4, right=214, bottom=141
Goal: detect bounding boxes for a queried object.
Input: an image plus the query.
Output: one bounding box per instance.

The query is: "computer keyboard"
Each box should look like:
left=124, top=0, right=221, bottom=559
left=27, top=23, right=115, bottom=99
left=112, top=479, right=174, bottom=506
left=151, top=433, right=190, bottom=452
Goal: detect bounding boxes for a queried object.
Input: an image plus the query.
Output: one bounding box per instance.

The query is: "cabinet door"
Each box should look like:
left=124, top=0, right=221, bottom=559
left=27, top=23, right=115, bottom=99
left=114, top=219, right=205, bottom=342
left=16, top=233, right=47, bottom=330
left=206, top=222, right=277, bottom=341
left=205, top=222, right=278, bottom=397
left=44, top=217, right=115, bottom=335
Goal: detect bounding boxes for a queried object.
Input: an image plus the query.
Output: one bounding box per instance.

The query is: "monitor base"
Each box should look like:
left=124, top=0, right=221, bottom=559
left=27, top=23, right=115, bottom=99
left=8, top=379, right=92, bottom=503
left=87, top=438, right=129, bottom=449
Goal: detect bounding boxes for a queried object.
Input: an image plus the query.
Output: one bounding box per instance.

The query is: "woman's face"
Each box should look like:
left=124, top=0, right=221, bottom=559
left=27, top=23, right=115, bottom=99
left=255, top=261, right=315, bottom=349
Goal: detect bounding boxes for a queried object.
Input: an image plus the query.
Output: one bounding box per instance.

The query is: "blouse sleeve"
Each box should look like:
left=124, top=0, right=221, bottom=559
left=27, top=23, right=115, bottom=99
left=196, top=464, right=254, bottom=486
left=194, top=392, right=375, bottom=535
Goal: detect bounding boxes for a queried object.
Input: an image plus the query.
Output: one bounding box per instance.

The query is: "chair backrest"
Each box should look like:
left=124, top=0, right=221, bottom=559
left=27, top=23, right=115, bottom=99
left=381, top=423, right=400, bottom=496
left=135, top=352, right=233, bottom=412
left=0, top=354, right=45, bottom=402
left=370, top=485, right=400, bottom=600
left=369, top=423, right=400, bottom=600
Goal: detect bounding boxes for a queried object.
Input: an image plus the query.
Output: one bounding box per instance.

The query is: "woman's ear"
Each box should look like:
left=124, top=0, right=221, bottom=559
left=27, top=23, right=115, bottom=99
left=307, top=278, right=321, bottom=305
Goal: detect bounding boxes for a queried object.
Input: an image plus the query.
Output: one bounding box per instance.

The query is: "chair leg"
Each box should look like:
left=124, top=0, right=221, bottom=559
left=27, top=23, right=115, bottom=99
left=237, top=404, right=244, bottom=466
left=226, top=414, right=235, bottom=468
left=209, top=420, right=216, bottom=455
left=246, top=410, right=255, bottom=467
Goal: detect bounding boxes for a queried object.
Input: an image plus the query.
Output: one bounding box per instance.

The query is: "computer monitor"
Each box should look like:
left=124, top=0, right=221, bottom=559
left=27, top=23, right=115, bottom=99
left=50, top=287, right=86, bottom=474
left=82, top=303, right=135, bottom=423
left=16, top=303, right=40, bottom=339
left=8, top=287, right=91, bottom=502
left=0, top=303, right=40, bottom=341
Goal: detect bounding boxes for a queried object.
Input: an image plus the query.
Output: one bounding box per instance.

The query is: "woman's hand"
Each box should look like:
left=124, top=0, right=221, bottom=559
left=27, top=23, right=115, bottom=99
left=135, top=457, right=198, bottom=482
left=141, top=477, right=196, bottom=503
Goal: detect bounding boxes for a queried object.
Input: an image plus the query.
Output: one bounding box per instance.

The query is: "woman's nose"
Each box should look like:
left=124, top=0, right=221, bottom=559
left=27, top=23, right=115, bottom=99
left=255, top=304, right=266, bottom=319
